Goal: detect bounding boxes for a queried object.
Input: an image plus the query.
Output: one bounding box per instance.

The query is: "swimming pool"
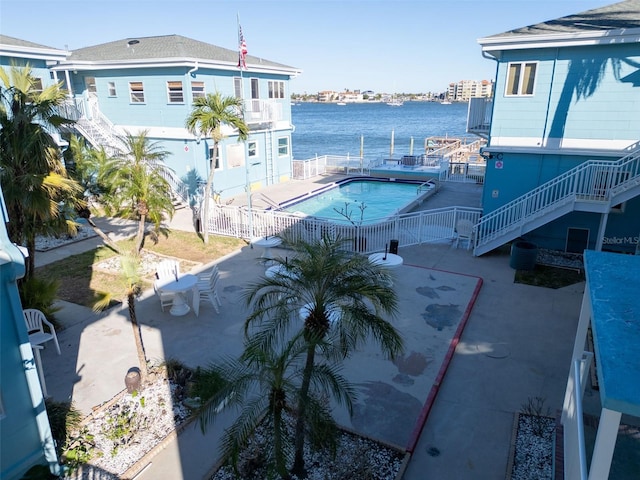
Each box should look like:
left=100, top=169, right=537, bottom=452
left=280, top=178, right=434, bottom=224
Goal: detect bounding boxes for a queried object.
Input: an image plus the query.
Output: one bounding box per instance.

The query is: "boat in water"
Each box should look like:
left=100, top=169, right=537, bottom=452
left=386, top=95, right=403, bottom=106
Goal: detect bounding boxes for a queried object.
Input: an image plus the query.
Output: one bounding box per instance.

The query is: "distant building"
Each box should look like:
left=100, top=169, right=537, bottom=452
left=448, top=79, right=494, bottom=101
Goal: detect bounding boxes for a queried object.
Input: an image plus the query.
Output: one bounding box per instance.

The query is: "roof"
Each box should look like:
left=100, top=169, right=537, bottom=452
left=584, top=250, right=640, bottom=417
left=59, top=34, right=300, bottom=76
left=0, top=34, right=68, bottom=61
left=479, top=0, right=640, bottom=54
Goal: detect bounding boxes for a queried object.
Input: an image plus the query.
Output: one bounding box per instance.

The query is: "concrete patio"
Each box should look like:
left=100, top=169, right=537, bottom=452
left=33, top=181, right=587, bottom=479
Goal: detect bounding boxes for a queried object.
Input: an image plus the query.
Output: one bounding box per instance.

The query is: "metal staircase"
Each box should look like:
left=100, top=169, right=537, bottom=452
left=265, top=131, right=274, bottom=185
left=473, top=142, right=640, bottom=256
left=63, top=95, right=190, bottom=206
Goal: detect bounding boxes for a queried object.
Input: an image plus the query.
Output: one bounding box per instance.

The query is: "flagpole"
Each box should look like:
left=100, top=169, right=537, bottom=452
left=238, top=14, right=254, bottom=241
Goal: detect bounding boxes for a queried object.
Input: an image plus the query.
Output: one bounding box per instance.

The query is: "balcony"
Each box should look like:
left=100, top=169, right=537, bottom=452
left=466, top=97, right=493, bottom=137
left=243, top=99, right=283, bottom=126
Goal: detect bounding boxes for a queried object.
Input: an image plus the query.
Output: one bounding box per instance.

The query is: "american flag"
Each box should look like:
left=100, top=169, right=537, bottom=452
left=238, top=24, right=247, bottom=70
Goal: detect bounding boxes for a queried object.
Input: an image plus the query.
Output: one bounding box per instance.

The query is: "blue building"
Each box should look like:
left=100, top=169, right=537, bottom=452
left=467, top=0, right=640, bottom=255
left=51, top=34, right=301, bottom=201
left=0, top=187, right=60, bottom=477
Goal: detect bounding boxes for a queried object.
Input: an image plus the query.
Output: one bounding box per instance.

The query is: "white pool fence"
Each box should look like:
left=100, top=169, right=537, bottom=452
left=201, top=204, right=482, bottom=254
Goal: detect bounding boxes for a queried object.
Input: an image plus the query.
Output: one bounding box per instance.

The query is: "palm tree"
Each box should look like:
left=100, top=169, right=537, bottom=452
left=67, top=136, right=121, bottom=253
left=185, top=92, right=249, bottom=244
left=243, top=236, right=404, bottom=477
left=100, top=131, right=175, bottom=253
left=193, top=330, right=354, bottom=479
left=94, top=250, right=149, bottom=381
left=0, top=65, right=82, bottom=278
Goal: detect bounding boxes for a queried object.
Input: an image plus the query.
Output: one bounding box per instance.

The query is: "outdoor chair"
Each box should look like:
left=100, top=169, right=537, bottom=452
left=154, top=260, right=180, bottom=311
left=455, top=219, right=474, bottom=250
left=197, top=268, right=222, bottom=313
left=23, top=309, right=61, bottom=355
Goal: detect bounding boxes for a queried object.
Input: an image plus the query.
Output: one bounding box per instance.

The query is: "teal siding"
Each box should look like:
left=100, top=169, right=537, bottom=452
left=0, top=58, right=58, bottom=89
left=1, top=227, right=59, bottom=479
left=491, top=44, right=640, bottom=145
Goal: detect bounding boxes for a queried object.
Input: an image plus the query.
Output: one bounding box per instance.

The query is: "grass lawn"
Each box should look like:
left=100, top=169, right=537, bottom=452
left=36, top=230, right=246, bottom=309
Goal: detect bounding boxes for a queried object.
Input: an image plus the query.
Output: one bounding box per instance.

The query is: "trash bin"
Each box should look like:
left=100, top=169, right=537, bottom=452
left=389, top=239, right=399, bottom=255
left=509, top=241, right=538, bottom=271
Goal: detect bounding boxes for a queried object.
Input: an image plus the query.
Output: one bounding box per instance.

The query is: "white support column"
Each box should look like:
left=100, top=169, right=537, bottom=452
left=588, top=407, right=622, bottom=480
left=595, top=211, right=609, bottom=251
left=563, top=282, right=592, bottom=423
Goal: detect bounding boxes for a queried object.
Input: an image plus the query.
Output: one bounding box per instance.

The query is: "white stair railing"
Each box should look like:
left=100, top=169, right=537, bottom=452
left=474, top=144, right=640, bottom=255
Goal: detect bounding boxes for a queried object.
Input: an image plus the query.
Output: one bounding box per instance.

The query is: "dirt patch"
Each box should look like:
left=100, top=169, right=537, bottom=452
left=514, top=264, right=584, bottom=289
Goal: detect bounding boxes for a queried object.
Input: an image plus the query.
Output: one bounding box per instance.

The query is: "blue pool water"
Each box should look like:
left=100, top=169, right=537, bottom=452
left=282, top=179, right=423, bottom=224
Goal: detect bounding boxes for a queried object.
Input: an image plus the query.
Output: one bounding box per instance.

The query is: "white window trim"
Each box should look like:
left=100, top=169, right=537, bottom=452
left=167, top=81, right=184, bottom=104
left=191, top=81, right=205, bottom=101
left=107, top=81, right=117, bottom=97
left=248, top=140, right=258, bottom=157
left=208, top=146, right=222, bottom=171
left=277, top=136, right=289, bottom=157
left=504, top=61, right=538, bottom=97
left=129, top=81, right=145, bottom=103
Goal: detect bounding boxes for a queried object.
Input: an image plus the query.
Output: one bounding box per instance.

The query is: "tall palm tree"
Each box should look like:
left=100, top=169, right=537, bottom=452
left=0, top=65, right=81, bottom=278
left=100, top=131, right=175, bottom=253
left=193, top=330, right=354, bottom=479
left=243, top=236, right=404, bottom=477
left=185, top=92, right=249, bottom=244
left=94, top=250, right=148, bottom=382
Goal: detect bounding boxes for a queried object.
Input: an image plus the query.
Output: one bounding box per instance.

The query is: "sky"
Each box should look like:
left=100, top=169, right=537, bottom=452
left=1, top=0, right=611, bottom=94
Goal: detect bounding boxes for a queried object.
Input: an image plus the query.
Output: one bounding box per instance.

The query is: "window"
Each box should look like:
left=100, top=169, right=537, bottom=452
left=85, top=76, right=97, bottom=93
left=248, top=141, right=257, bottom=157
left=191, top=81, right=205, bottom=100
left=278, top=137, right=289, bottom=157
left=250, top=78, right=259, bottom=99
left=505, top=62, right=537, bottom=96
left=108, top=81, right=117, bottom=97
left=31, top=78, right=43, bottom=93
left=167, top=81, right=184, bottom=103
left=268, top=80, right=285, bottom=99
left=129, top=81, right=145, bottom=103
left=208, top=146, right=221, bottom=170
left=234, top=77, right=242, bottom=98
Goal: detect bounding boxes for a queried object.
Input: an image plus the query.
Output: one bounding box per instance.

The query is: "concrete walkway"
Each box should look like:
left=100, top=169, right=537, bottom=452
left=34, top=181, right=585, bottom=479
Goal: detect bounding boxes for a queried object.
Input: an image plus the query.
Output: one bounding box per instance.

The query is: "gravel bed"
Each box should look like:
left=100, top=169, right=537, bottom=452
left=65, top=372, right=192, bottom=479
left=211, top=418, right=403, bottom=480
left=510, top=414, right=555, bottom=480
left=536, top=248, right=583, bottom=271
left=35, top=226, right=97, bottom=251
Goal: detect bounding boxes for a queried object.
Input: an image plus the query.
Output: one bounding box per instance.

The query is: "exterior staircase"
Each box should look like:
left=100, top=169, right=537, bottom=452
left=62, top=95, right=190, bottom=207
left=473, top=142, right=640, bottom=256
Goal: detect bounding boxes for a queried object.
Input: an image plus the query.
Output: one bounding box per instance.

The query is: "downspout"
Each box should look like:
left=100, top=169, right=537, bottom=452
left=188, top=61, right=199, bottom=77
left=541, top=48, right=560, bottom=148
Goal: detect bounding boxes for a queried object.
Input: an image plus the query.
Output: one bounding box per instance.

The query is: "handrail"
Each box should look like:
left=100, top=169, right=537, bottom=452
left=474, top=144, right=640, bottom=251
left=573, top=359, right=589, bottom=480
left=251, top=192, right=281, bottom=209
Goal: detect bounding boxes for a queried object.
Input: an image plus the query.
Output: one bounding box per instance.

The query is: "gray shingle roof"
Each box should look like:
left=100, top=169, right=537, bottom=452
left=0, top=34, right=63, bottom=51
left=68, top=34, right=296, bottom=71
left=485, top=0, right=640, bottom=39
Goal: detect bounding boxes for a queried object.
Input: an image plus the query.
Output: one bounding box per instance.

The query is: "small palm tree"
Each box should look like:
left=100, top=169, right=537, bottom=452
left=243, top=236, right=404, bottom=476
left=0, top=65, right=82, bottom=278
left=185, top=92, right=249, bottom=243
left=68, top=136, right=121, bottom=253
left=94, top=250, right=148, bottom=381
left=193, top=330, right=354, bottom=479
left=100, top=131, right=175, bottom=253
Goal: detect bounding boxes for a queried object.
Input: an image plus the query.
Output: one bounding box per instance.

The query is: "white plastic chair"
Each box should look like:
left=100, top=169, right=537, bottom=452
left=156, top=260, right=180, bottom=281
left=455, top=219, right=474, bottom=250
left=154, top=260, right=180, bottom=311
left=197, top=269, right=222, bottom=313
left=23, top=309, right=61, bottom=355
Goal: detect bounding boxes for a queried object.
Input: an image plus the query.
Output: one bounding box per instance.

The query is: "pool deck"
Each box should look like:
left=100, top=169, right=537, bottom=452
left=33, top=178, right=588, bottom=479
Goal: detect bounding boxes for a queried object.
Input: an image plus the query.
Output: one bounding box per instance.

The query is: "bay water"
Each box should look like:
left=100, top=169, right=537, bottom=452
left=291, top=101, right=472, bottom=162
